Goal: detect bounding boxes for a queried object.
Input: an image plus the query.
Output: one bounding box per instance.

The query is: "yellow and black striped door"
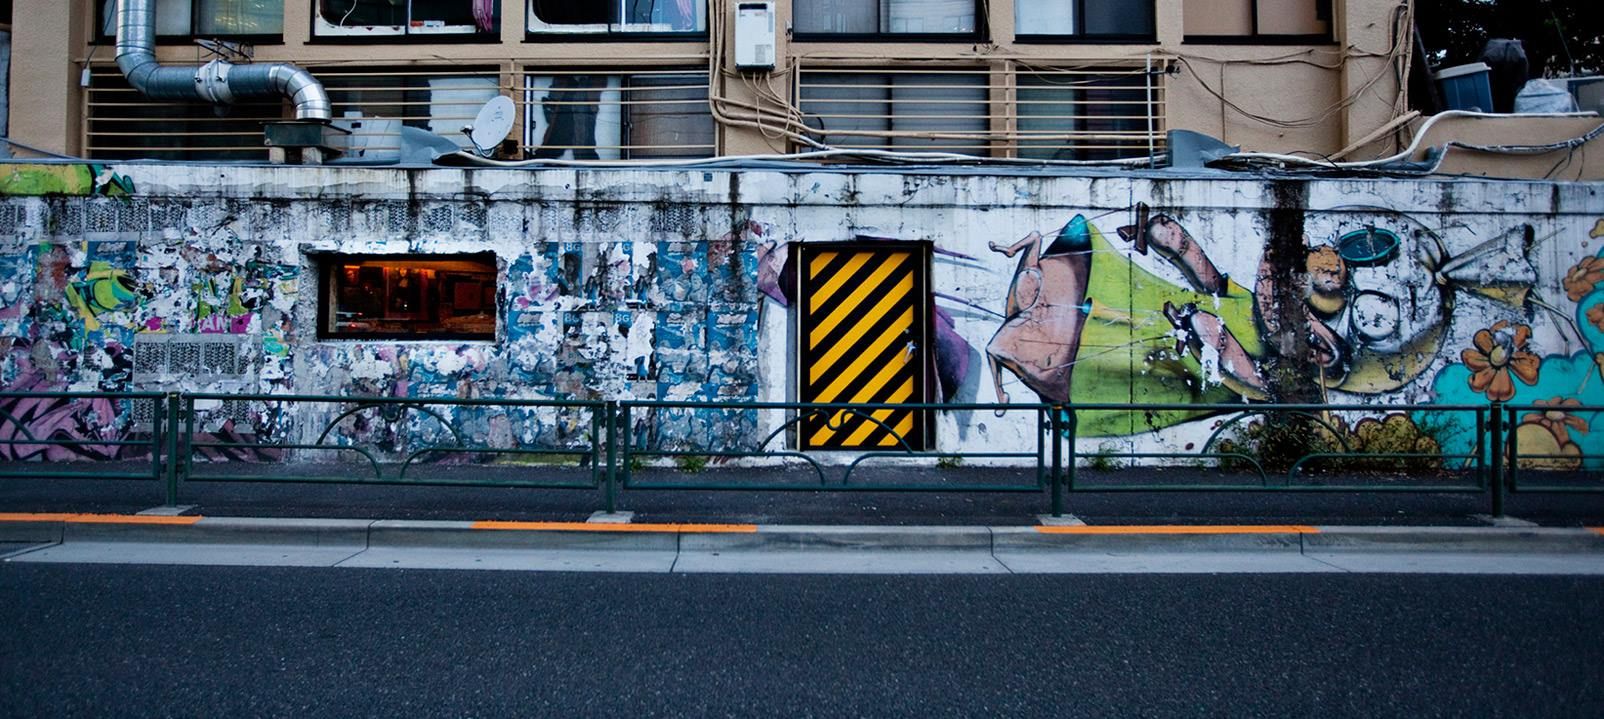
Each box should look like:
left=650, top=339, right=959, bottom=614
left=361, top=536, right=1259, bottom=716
left=797, top=242, right=931, bottom=450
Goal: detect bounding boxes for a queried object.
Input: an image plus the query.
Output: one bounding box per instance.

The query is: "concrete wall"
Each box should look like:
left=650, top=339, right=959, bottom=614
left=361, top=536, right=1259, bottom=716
left=1, top=162, right=1600, bottom=468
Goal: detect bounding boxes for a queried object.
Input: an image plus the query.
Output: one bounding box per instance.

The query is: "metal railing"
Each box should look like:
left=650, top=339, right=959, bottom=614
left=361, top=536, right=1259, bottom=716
left=616, top=400, right=1051, bottom=490
left=1, top=393, right=1598, bottom=517
left=1500, top=403, right=1604, bottom=502
left=84, top=61, right=1164, bottom=163
left=84, top=65, right=502, bottom=161
left=518, top=68, right=717, bottom=160
left=796, top=63, right=1167, bottom=160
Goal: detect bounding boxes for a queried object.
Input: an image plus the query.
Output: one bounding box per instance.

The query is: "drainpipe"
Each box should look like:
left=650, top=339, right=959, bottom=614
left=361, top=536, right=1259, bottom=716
left=114, top=0, right=331, bottom=121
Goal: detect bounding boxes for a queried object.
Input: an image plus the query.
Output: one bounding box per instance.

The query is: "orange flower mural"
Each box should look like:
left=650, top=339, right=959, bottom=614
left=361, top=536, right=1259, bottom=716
left=1564, top=256, right=1604, bottom=301
left=1590, top=304, right=1604, bottom=333
left=1460, top=321, right=1540, bottom=401
left=1521, top=397, right=1589, bottom=443
left=1515, top=398, right=1589, bottom=470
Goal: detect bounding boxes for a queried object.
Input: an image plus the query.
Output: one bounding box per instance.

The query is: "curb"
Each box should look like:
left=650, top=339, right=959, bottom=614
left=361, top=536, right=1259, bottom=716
left=1303, top=526, right=1604, bottom=553
left=2, top=514, right=1602, bottom=555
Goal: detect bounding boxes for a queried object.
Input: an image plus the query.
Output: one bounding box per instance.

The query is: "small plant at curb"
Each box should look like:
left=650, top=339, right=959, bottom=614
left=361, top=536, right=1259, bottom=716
left=1086, top=443, right=1120, bottom=471
left=936, top=455, right=964, bottom=470
left=674, top=454, right=709, bottom=473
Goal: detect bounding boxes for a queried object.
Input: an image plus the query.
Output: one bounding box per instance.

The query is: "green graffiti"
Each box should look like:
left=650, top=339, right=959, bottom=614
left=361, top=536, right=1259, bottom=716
left=0, top=163, right=135, bottom=197
left=66, top=261, right=141, bottom=331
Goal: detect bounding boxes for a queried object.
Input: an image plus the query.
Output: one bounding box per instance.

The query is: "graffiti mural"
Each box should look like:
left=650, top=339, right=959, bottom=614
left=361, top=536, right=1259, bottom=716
left=1426, top=220, right=1604, bottom=469
left=0, top=163, right=134, bottom=197
left=1, top=161, right=1600, bottom=467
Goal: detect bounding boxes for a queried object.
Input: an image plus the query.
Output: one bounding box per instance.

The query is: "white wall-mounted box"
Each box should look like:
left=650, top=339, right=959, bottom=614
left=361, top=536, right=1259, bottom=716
left=734, top=2, right=776, bottom=71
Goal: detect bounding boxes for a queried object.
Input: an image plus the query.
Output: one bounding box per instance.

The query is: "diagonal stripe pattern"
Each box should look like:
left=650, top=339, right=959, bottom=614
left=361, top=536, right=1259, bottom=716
left=799, top=247, right=926, bottom=449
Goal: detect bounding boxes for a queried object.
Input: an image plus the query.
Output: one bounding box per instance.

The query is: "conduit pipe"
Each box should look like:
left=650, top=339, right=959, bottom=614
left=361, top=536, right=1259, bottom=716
left=114, top=0, right=331, bottom=121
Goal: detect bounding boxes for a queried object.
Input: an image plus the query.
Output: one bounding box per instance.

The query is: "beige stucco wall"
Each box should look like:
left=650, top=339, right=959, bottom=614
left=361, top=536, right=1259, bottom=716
left=4, top=0, right=1411, bottom=159
left=7, top=0, right=87, bottom=156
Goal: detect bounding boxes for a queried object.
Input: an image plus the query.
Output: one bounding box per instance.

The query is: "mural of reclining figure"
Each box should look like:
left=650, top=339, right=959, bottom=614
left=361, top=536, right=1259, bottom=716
left=985, top=211, right=1267, bottom=428
left=984, top=219, right=1093, bottom=407
left=986, top=207, right=1530, bottom=436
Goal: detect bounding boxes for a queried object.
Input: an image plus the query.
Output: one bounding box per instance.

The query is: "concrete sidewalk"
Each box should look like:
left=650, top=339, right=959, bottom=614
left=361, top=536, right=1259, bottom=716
left=5, top=472, right=1604, bottom=527
left=3, top=513, right=1601, bottom=575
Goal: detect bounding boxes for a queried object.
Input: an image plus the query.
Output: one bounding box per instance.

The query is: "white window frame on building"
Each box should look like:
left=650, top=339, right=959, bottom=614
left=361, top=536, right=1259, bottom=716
left=1183, top=0, right=1333, bottom=44
left=790, top=0, right=980, bottom=40
left=320, top=66, right=502, bottom=151
left=1014, top=65, right=1163, bottom=161
left=798, top=68, right=991, bottom=154
left=311, top=0, right=501, bottom=40
left=526, top=0, right=708, bottom=38
left=1013, top=0, right=1155, bottom=42
left=96, top=0, right=285, bottom=42
left=520, top=69, right=717, bottom=160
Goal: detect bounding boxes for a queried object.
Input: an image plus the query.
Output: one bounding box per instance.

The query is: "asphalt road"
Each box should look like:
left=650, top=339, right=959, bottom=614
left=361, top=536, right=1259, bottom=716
left=3, top=564, right=1601, bottom=717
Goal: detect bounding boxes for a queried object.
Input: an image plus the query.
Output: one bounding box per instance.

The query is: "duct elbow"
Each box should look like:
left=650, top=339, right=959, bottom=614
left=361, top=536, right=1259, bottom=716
left=113, top=0, right=330, bottom=121
left=270, top=65, right=333, bottom=121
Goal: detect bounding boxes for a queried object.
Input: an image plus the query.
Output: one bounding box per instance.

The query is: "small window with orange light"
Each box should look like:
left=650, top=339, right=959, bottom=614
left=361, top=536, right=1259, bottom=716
left=318, top=253, right=497, bottom=340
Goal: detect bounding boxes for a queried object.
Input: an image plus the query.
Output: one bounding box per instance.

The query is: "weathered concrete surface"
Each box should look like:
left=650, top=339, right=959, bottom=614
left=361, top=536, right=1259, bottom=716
left=0, top=162, right=1600, bottom=470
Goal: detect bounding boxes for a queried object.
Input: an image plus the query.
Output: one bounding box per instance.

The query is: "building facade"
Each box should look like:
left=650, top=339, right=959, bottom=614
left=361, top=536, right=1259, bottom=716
left=2, top=0, right=1601, bottom=473
left=5, top=0, right=1409, bottom=163
left=0, top=161, right=1600, bottom=468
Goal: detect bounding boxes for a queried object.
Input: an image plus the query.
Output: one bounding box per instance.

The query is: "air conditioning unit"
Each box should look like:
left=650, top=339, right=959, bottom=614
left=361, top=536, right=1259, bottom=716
left=734, top=2, right=776, bottom=72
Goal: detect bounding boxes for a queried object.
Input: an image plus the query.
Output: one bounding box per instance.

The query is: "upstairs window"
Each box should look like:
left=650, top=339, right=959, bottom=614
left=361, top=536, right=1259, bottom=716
left=792, top=0, right=977, bottom=39
left=318, top=254, right=498, bottom=340
left=1185, top=0, right=1331, bottom=42
left=320, top=67, right=501, bottom=151
left=1015, top=66, right=1161, bottom=161
left=314, top=0, right=500, bottom=39
left=85, top=67, right=281, bottom=161
left=1014, top=0, right=1154, bottom=41
left=97, top=0, right=284, bottom=40
left=799, top=69, right=990, bottom=154
left=521, top=70, right=715, bottom=159
left=527, top=0, right=706, bottom=36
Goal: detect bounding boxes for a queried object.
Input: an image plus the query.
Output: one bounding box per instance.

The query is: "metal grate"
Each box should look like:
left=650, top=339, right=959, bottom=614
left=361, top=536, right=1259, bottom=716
left=83, top=65, right=503, bottom=162
left=796, top=63, right=1166, bottom=160
left=519, top=68, right=716, bottom=160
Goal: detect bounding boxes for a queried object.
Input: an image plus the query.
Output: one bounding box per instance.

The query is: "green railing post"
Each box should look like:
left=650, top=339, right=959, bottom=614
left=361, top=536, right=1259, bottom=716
left=1489, top=400, right=1504, bottom=517
left=163, top=393, right=180, bottom=506
left=621, top=403, right=632, bottom=487
left=1049, top=407, right=1063, bottom=517
left=1505, top=404, right=1519, bottom=496
left=1065, top=406, right=1078, bottom=495
left=1474, top=408, right=1487, bottom=489
left=150, top=395, right=165, bottom=495
left=604, top=401, right=618, bottom=514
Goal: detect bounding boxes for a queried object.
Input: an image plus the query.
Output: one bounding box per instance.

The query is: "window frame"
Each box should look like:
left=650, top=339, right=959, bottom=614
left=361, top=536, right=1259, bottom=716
left=1012, top=0, right=1156, bottom=44
left=523, top=0, right=709, bottom=42
left=789, top=0, right=985, bottom=43
left=1012, top=65, right=1162, bottom=161
left=92, top=0, right=286, bottom=45
left=1182, top=0, right=1335, bottom=45
left=317, top=65, right=503, bottom=152
left=796, top=68, right=994, bottom=155
left=315, top=252, right=500, bottom=342
left=520, top=68, right=718, bottom=160
left=309, top=0, right=503, bottom=44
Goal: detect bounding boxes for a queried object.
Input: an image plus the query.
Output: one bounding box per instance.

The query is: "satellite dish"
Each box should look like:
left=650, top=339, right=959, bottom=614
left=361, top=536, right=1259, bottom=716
left=462, top=96, right=515, bottom=157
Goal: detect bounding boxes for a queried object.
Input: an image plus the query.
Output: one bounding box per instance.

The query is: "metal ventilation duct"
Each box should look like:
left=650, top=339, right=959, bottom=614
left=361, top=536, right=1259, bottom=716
left=113, top=0, right=331, bottom=121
